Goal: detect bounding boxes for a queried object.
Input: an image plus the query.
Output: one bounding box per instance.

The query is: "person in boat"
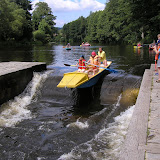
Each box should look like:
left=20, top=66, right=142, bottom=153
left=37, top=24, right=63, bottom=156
left=97, top=47, right=107, bottom=66
left=86, top=51, right=100, bottom=76
left=153, top=41, right=160, bottom=82
left=137, top=42, right=141, bottom=47
left=76, top=55, right=86, bottom=72
left=81, top=42, right=85, bottom=46
left=149, top=43, right=154, bottom=50
left=66, top=43, right=71, bottom=48
left=85, top=42, right=91, bottom=46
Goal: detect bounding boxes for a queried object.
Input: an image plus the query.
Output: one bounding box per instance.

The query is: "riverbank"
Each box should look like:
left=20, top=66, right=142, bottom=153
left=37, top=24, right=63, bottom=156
left=0, top=62, right=46, bottom=105
left=120, top=64, right=160, bottom=160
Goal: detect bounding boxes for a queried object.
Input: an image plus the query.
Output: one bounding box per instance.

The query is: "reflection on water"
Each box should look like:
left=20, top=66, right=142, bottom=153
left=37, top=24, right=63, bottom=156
left=0, top=44, right=155, bottom=160
left=0, top=44, right=154, bottom=74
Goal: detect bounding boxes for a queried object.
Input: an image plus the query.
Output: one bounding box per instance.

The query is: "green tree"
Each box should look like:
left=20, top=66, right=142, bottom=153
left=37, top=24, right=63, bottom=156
left=10, top=0, right=33, bottom=40
left=32, top=2, right=56, bottom=31
left=130, top=0, right=160, bottom=42
left=32, top=2, right=56, bottom=43
left=0, top=0, right=26, bottom=41
left=61, top=0, right=160, bottom=44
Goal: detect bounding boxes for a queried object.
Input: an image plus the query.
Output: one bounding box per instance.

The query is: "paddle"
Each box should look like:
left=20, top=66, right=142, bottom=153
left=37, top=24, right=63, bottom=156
left=86, top=62, right=118, bottom=73
left=64, top=63, right=118, bottom=73
left=64, top=64, right=76, bottom=66
left=64, top=64, right=86, bottom=68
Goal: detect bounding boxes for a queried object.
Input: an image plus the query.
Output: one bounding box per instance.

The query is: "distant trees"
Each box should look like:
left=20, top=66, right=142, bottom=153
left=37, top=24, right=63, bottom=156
left=62, top=0, right=160, bottom=44
left=62, top=16, right=87, bottom=43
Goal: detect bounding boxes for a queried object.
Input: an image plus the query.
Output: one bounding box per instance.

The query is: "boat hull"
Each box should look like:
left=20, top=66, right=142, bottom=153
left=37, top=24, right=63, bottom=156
left=57, top=61, right=112, bottom=89
left=77, top=69, right=107, bottom=88
left=81, top=44, right=91, bottom=46
left=66, top=48, right=71, bottom=50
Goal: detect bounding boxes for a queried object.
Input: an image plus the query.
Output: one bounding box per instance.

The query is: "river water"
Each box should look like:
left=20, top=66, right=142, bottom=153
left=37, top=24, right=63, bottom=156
left=0, top=44, right=154, bottom=160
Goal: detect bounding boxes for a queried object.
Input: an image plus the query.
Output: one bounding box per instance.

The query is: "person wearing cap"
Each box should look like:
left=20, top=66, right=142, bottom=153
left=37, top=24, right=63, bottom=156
left=76, top=55, right=86, bottom=72
left=98, top=47, right=107, bottom=66
left=87, top=51, right=100, bottom=76
left=154, top=41, right=160, bottom=82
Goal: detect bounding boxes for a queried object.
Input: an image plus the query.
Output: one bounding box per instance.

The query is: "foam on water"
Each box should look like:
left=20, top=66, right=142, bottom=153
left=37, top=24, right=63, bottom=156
left=67, top=118, right=89, bottom=129
left=0, top=71, right=51, bottom=127
left=58, top=105, right=135, bottom=160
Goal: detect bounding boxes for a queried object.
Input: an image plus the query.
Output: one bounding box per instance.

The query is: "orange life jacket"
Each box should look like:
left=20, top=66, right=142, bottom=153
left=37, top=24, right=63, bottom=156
left=155, top=46, right=160, bottom=61
left=89, top=56, right=99, bottom=69
left=79, top=59, right=86, bottom=69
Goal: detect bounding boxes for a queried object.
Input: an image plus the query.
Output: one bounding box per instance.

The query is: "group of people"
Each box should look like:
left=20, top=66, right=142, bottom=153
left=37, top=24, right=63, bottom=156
left=76, top=47, right=107, bottom=76
left=81, top=42, right=91, bottom=46
left=153, top=34, right=160, bottom=83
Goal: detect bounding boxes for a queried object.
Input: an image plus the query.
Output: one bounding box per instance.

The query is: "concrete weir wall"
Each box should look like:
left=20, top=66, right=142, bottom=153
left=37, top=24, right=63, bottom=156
left=120, top=66, right=152, bottom=160
left=0, top=62, right=46, bottom=105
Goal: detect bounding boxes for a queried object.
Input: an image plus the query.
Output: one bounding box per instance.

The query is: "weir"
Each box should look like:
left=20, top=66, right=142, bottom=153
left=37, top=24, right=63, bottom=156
left=0, top=62, right=46, bottom=105
left=120, top=64, right=160, bottom=160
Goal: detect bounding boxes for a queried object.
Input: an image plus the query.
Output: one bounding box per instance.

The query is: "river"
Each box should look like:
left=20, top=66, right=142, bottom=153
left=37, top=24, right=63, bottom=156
left=0, top=44, right=154, bottom=160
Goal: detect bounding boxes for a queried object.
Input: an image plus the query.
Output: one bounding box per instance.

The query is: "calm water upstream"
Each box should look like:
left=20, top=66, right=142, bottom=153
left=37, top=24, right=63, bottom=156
left=0, top=44, right=155, bottom=160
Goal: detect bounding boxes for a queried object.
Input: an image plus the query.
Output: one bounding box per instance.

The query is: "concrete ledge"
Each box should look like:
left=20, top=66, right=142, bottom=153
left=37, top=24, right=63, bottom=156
left=0, top=62, right=46, bottom=105
left=120, top=69, right=152, bottom=160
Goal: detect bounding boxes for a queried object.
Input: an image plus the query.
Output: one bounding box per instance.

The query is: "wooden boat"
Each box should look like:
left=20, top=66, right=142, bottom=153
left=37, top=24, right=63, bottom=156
left=66, top=48, right=71, bottom=50
left=134, top=46, right=142, bottom=49
left=57, top=61, right=112, bottom=88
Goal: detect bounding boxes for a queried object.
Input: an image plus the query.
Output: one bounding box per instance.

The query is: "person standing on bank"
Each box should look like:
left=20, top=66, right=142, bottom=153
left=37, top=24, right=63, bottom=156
left=98, top=47, right=107, bottom=66
left=154, top=41, right=160, bottom=83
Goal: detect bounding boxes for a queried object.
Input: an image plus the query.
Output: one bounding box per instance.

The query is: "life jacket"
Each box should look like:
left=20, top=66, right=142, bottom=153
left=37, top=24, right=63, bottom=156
left=155, top=46, right=160, bottom=61
left=89, top=56, right=99, bottom=69
left=79, top=59, right=86, bottom=69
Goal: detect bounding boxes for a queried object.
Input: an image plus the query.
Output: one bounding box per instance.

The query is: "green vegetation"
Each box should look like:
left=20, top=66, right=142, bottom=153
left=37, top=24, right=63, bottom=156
left=0, top=0, right=56, bottom=45
left=61, top=0, right=160, bottom=44
left=32, top=2, right=56, bottom=44
left=0, top=0, right=159, bottom=45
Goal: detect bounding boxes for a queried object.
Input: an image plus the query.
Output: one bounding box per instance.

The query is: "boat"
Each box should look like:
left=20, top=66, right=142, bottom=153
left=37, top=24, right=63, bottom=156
left=83, top=44, right=91, bottom=46
left=66, top=48, right=71, bottom=50
left=57, top=61, right=112, bottom=88
left=149, top=47, right=154, bottom=50
left=134, top=46, right=142, bottom=49
left=80, top=43, right=91, bottom=46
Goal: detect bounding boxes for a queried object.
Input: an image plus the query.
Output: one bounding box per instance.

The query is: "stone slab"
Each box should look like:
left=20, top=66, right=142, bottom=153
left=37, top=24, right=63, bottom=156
left=0, top=62, right=46, bottom=105
left=146, top=152, right=160, bottom=160
left=145, top=64, right=160, bottom=159
left=120, top=69, right=152, bottom=160
left=0, top=62, right=46, bottom=76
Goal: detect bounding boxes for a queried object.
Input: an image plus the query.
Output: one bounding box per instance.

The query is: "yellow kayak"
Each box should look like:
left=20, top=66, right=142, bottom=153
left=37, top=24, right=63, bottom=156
left=134, top=46, right=142, bottom=49
left=57, top=61, right=112, bottom=88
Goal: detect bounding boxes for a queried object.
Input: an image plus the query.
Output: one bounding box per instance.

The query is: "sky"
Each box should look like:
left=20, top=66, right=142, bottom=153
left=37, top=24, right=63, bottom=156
left=31, top=0, right=108, bottom=27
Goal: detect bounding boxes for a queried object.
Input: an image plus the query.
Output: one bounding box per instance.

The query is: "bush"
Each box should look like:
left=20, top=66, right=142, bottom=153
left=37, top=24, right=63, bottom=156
left=33, top=30, right=47, bottom=44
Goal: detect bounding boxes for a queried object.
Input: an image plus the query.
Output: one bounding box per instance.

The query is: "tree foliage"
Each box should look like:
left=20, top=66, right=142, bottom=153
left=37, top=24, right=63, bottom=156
left=62, top=16, right=87, bottom=43
left=32, top=2, right=56, bottom=31
left=0, top=0, right=56, bottom=44
left=0, top=0, right=26, bottom=41
left=62, top=0, right=160, bottom=44
left=32, top=2, right=56, bottom=43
